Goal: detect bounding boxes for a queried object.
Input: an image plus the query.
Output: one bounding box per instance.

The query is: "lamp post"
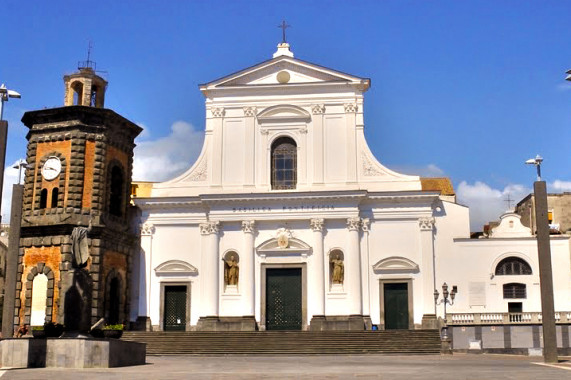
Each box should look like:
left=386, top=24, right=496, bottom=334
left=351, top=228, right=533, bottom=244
left=12, top=159, right=27, bottom=184
left=0, top=84, right=21, bottom=121
left=526, top=155, right=558, bottom=363
left=434, top=282, right=456, bottom=340
left=0, top=84, right=21, bottom=224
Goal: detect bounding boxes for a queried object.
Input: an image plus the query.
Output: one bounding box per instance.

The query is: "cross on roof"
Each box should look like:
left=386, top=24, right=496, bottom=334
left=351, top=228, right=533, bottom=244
left=504, top=193, right=514, bottom=210
left=278, top=20, right=290, bottom=43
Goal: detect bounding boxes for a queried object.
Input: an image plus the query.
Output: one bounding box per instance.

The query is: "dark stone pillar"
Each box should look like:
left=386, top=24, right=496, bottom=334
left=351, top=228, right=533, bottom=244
left=2, top=184, right=23, bottom=338
left=534, top=181, right=558, bottom=363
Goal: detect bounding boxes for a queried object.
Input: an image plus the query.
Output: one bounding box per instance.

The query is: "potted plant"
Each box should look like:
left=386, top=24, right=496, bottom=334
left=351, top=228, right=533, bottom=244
left=43, top=321, right=64, bottom=338
left=31, top=325, right=45, bottom=338
left=102, top=324, right=124, bottom=339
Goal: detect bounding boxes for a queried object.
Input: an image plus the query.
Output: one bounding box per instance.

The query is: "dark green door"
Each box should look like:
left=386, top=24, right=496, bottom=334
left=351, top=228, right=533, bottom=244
left=266, top=268, right=302, bottom=330
left=164, top=285, right=187, bottom=331
left=384, top=283, right=409, bottom=330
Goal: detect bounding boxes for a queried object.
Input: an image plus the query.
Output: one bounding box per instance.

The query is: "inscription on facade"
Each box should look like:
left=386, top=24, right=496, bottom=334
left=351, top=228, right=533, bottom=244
left=232, top=205, right=335, bottom=212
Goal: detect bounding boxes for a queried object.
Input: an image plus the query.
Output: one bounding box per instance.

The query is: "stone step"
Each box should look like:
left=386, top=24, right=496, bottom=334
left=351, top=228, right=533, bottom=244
left=122, top=330, right=441, bottom=355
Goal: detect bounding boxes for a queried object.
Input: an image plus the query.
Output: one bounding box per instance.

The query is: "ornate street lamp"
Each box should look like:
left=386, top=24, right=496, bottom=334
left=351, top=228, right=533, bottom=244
left=434, top=282, right=456, bottom=340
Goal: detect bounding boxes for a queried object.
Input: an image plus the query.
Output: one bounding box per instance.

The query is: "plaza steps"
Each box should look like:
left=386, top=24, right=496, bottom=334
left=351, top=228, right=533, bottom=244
left=121, top=330, right=441, bottom=355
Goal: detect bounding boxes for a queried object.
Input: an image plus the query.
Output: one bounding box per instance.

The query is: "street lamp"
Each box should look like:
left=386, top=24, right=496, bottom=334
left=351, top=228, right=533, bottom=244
left=0, top=83, right=21, bottom=225
left=12, top=159, right=28, bottom=184
left=0, top=84, right=22, bottom=121
left=525, top=155, right=558, bottom=363
left=434, top=282, right=456, bottom=340
left=525, top=154, right=543, bottom=181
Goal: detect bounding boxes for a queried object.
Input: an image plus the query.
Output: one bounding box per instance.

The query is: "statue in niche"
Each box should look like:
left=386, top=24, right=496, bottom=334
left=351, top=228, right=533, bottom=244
left=71, top=220, right=92, bottom=268
left=224, top=254, right=239, bottom=286
left=331, top=254, right=344, bottom=284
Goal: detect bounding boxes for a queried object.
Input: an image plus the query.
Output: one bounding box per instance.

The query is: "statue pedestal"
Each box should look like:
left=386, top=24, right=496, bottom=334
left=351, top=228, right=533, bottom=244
left=196, top=316, right=257, bottom=331
left=0, top=338, right=146, bottom=368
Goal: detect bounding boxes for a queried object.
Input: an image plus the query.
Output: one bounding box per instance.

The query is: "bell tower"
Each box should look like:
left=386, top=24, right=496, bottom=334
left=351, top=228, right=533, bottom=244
left=13, top=60, right=142, bottom=335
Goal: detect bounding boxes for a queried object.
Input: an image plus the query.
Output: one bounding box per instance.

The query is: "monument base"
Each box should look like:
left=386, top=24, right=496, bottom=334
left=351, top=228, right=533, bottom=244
left=196, top=316, right=257, bottom=331
left=0, top=338, right=146, bottom=368
left=421, top=314, right=438, bottom=330
left=309, top=315, right=369, bottom=331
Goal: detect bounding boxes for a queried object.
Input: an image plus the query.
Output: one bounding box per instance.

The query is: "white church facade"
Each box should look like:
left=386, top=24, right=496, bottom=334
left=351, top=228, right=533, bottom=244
left=132, top=43, right=571, bottom=335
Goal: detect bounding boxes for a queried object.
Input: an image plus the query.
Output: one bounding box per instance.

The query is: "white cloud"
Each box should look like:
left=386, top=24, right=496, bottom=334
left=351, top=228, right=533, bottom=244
left=456, top=181, right=531, bottom=232
left=550, top=180, right=571, bottom=192
left=133, top=121, right=204, bottom=182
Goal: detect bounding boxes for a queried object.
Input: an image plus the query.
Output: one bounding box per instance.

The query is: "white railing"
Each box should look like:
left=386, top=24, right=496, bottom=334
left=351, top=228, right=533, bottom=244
left=447, top=312, right=571, bottom=325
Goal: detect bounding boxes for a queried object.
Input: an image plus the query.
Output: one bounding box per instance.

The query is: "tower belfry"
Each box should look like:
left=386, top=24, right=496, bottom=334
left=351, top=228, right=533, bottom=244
left=63, top=46, right=107, bottom=108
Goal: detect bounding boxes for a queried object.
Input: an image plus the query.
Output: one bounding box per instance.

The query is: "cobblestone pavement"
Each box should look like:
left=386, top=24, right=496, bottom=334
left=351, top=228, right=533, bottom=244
left=2, top=354, right=571, bottom=379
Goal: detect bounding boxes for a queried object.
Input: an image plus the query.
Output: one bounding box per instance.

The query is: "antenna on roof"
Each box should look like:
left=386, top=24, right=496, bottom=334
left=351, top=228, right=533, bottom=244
left=78, top=40, right=97, bottom=71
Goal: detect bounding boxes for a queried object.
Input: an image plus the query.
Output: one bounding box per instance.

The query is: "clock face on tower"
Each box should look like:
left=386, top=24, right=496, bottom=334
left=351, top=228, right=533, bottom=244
left=41, top=156, right=62, bottom=181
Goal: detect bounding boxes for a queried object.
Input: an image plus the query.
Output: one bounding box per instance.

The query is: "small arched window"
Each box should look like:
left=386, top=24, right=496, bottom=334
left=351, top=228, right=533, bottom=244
left=51, top=188, right=59, bottom=208
left=109, top=166, right=124, bottom=217
left=503, top=283, right=526, bottom=299
left=271, top=137, right=297, bottom=190
left=39, top=189, right=48, bottom=209
left=72, top=81, right=83, bottom=105
left=495, top=257, right=532, bottom=275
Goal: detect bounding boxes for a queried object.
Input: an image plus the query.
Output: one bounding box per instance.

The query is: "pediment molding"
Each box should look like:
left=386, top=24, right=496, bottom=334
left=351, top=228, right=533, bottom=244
left=372, top=256, right=419, bottom=274
left=256, top=237, right=312, bottom=258
left=257, top=104, right=311, bottom=124
left=201, top=56, right=369, bottom=91
left=155, top=260, right=198, bottom=276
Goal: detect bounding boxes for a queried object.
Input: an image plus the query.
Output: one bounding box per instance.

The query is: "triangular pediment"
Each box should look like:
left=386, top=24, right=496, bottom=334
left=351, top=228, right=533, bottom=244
left=372, top=256, right=419, bottom=274
left=201, top=56, right=369, bottom=89
left=155, top=260, right=198, bottom=276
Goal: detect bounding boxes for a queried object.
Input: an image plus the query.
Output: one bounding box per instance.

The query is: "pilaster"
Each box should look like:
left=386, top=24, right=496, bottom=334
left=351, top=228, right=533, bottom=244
left=199, top=221, right=220, bottom=318
left=311, top=104, right=325, bottom=185
left=309, top=218, right=325, bottom=325
left=243, top=107, right=256, bottom=187
left=344, top=103, right=358, bottom=183
left=241, top=220, right=256, bottom=316
left=346, top=217, right=362, bottom=315
left=210, top=108, right=225, bottom=187
left=419, top=216, right=438, bottom=328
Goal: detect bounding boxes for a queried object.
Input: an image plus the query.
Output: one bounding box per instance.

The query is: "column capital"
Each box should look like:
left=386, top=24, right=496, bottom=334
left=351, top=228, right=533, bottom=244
left=211, top=107, right=225, bottom=118
left=310, top=218, right=324, bottom=232
left=140, top=222, right=155, bottom=236
left=241, top=220, right=256, bottom=234
left=200, top=221, right=220, bottom=235
left=347, top=217, right=361, bottom=231
left=344, top=103, right=358, bottom=113
left=419, top=217, right=435, bottom=231
left=311, top=104, right=325, bottom=114
left=361, top=218, right=371, bottom=233
left=243, top=107, right=257, bottom=117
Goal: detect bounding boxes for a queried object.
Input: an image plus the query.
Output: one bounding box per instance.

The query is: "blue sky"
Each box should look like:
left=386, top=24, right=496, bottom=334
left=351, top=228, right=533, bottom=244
left=2, top=0, right=571, bottom=230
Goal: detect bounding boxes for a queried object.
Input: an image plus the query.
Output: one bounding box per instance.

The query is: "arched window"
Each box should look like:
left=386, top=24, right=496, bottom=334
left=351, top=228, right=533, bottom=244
left=495, top=257, right=532, bottom=275
left=109, top=166, right=124, bottom=217
left=51, top=188, right=59, bottom=208
left=30, top=274, right=48, bottom=326
left=39, top=189, right=48, bottom=209
left=90, top=85, right=99, bottom=107
left=271, top=137, right=297, bottom=190
left=503, top=283, right=526, bottom=299
left=72, top=81, right=83, bottom=105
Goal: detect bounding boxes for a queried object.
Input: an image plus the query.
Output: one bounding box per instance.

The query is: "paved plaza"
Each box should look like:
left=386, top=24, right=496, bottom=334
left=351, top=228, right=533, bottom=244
left=1, top=354, right=571, bottom=379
